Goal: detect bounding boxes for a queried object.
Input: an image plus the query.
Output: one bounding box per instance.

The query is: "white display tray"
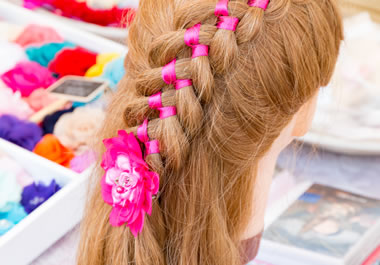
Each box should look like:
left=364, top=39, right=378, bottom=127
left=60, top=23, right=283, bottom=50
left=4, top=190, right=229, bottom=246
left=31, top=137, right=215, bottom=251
left=0, top=2, right=127, bottom=264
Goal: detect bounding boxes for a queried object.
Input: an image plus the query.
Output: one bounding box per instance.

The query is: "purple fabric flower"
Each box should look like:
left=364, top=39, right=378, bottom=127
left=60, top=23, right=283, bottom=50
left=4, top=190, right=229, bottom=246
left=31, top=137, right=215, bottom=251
left=21, top=179, right=61, bottom=213
left=0, top=114, right=42, bottom=151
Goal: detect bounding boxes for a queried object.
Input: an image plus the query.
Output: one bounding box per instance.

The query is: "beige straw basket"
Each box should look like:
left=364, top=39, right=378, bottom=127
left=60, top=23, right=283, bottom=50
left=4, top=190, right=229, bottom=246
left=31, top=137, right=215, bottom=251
left=339, top=0, right=380, bottom=22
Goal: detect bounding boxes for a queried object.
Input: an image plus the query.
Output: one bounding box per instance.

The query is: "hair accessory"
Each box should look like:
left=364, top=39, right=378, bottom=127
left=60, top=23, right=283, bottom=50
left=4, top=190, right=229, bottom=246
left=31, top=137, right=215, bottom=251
left=0, top=88, right=34, bottom=120
left=25, top=41, right=76, bottom=67
left=21, top=180, right=61, bottom=213
left=100, top=130, right=160, bottom=236
left=184, top=23, right=201, bottom=46
left=184, top=24, right=209, bottom=58
left=1, top=61, right=56, bottom=97
left=145, top=140, right=160, bottom=155
left=100, top=56, right=125, bottom=90
left=137, top=119, right=160, bottom=155
left=175, top=79, right=192, bottom=90
left=215, top=0, right=229, bottom=16
left=53, top=107, right=105, bottom=155
left=216, top=16, right=239, bottom=31
left=162, top=59, right=177, bottom=85
left=14, top=24, right=64, bottom=47
left=247, top=0, right=270, bottom=10
left=0, top=114, right=42, bottom=151
left=48, top=47, right=97, bottom=77
left=192, top=45, right=209, bottom=58
left=159, top=106, right=177, bottom=119
left=33, top=134, right=75, bottom=167
left=137, top=119, right=149, bottom=143
left=148, top=92, right=163, bottom=109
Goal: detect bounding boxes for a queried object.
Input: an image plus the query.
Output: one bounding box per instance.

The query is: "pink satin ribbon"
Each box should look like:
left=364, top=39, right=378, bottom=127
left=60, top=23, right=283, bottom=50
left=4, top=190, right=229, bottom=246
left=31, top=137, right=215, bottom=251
left=145, top=140, right=160, bottom=155
left=184, top=23, right=201, bottom=46
left=148, top=92, right=163, bottom=109
left=215, top=0, right=229, bottom=16
left=217, top=16, right=239, bottom=31
left=162, top=59, right=177, bottom=85
left=137, top=119, right=149, bottom=143
left=175, top=79, right=192, bottom=90
left=192, top=45, right=209, bottom=58
left=159, top=106, right=177, bottom=119
left=185, top=24, right=209, bottom=58
left=137, top=119, right=160, bottom=155
left=247, top=0, right=270, bottom=10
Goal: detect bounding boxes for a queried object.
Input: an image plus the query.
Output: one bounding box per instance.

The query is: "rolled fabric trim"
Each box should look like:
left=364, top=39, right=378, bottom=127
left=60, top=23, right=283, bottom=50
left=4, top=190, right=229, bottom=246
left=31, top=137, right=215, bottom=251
left=248, top=0, right=270, bottom=10
left=162, top=59, right=177, bottom=85
left=145, top=140, right=160, bottom=155
left=159, top=106, right=177, bottom=119
left=148, top=92, right=163, bottom=109
left=215, top=0, right=229, bottom=16
left=192, top=45, right=209, bottom=58
left=137, top=119, right=149, bottom=143
left=184, top=23, right=201, bottom=47
left=217, top=16, right=239, bottom=31
left=175, top=79, right=192, bottom=90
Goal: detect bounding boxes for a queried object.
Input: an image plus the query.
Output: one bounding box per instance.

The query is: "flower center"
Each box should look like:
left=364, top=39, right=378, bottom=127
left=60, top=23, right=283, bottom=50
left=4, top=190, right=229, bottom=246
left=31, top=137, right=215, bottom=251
left=115, top=171, right=138, bottom=193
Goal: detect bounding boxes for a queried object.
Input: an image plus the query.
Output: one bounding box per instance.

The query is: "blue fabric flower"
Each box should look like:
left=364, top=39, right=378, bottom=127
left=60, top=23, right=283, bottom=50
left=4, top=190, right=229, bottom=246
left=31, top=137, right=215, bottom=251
left=0, top=202, right=27, bottom=236
left=21, top=180, right=61, bottom=213
left=101, top=56, right=125, bottom=90
left=26, top=41, right=76, bottom=67
left=0, top=114, right=43, bottom=151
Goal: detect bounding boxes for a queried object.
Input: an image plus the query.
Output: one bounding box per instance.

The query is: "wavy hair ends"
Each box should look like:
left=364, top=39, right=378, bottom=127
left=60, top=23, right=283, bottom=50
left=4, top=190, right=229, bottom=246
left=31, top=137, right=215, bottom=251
left=77, top=0, right=343, bottom=265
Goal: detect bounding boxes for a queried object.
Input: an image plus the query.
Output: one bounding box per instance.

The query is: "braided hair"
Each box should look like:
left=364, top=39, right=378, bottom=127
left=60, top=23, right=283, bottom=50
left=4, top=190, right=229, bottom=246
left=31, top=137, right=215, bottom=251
left=78, top=0, right=343, bottom=264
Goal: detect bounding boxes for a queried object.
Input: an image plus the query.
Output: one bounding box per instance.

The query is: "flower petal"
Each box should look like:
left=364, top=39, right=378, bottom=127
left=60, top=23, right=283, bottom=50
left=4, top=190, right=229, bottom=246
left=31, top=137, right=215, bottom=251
left=128, top=211, right=145, bottom=237
left=109, top=206, right=129, bottom=227
left=100, top=175, right=113, bottom=205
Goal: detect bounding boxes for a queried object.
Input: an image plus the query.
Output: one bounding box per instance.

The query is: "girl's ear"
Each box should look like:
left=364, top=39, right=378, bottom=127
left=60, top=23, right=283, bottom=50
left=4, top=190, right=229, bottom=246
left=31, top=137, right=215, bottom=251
left=292, top=92, right=319, bottom=137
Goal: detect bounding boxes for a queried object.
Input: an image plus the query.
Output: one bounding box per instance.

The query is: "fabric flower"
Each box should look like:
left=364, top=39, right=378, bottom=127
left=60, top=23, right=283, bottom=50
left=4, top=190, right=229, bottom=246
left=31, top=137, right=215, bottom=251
left=21, top=180, right=61, bottom=213
left=48, top=47, right=97, bottom=77
left=1, top=61, right=56, bottom=97
left=33, top=134, right=75, bottom=167
left=85, top=53, right=120, bottom=77
left=41, top=107, right=75, bottom=135
left=0, top=202, right=27, bottom=235
left=26, top=41, right=76, bottom=67
left=0, top=158, right=22, bottom=209
left=0, top=115, right=43, bottom=151
left=101, top=130, right=159, bottom=236
left=37, top=0, right=135, bottom=26
left=0, top=41, right=27, bottom=75
left=53, top=107, right=105, bottom=154
left=70, top=150, right=96, bottom=173
left=101, top=56, right=125, bottom=90
left=0, top=88, right=34, bottom=119
left=24, top=88, right=57, bottom=112
left=14, top=24, right=63, bottom=47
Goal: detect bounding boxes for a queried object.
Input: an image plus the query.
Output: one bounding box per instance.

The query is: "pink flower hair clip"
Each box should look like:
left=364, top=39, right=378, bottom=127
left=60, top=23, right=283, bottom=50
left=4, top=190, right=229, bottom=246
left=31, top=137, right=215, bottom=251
left=100, top=130, right=159, bottom=237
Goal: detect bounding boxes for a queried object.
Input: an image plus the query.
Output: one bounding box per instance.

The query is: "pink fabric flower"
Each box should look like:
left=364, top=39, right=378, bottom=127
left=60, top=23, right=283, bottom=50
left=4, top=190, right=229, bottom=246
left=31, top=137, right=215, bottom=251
left=25, top=88, right=57, bottom=111
left=14, top=24, right=63, bottom=47
left=100, top=130, right=159, bottom=237
left=1, top=61, right=56, bottom=97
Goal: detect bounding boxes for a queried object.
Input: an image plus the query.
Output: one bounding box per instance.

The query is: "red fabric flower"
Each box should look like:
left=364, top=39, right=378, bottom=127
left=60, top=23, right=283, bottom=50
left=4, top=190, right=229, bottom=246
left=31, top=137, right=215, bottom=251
left=30, top=0, right=135, bottom=27
left=48, top=47, right=97, bottom=77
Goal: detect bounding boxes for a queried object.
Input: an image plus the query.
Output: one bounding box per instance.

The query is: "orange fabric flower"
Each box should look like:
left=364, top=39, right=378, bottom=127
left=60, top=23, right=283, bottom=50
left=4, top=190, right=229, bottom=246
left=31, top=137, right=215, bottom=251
left=33, top=134, right=74, bottom=167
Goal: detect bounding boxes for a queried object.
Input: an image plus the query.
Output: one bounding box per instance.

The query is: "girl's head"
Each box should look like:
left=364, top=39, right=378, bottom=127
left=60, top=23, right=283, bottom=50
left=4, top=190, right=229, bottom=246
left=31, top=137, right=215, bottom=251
left=78, top=0, right=343, bottom=264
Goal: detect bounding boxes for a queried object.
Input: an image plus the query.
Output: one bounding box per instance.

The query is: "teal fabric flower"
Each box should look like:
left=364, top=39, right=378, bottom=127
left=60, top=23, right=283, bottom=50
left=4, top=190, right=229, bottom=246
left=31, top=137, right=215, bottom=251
left=26, top=41, right=76, bottom=67
left=0, top=202, right=27, bottom=236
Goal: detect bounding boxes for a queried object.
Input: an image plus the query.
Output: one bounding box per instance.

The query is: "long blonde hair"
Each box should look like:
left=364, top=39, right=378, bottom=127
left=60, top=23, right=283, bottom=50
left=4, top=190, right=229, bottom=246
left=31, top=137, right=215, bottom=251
left=78, top=0, right=343, bottom=264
